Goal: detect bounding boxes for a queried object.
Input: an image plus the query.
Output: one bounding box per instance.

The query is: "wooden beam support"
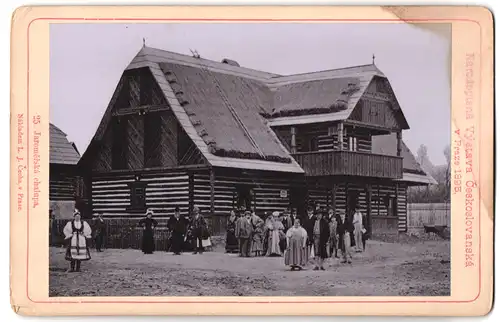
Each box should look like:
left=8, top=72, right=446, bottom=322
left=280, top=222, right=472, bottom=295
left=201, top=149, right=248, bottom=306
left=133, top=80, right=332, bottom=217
left=396, top=130, right=402, bottom=156
left=112, top=104, right=170, bottom=117
left=338, top=122, right=344, bottom=150
left=209, top=168, right=215, bottom=215
left=188, top=172, right=194, bottom=215
left=332, top=183, right=337, bottom=214
left=290, top=126, right=297, bottom=153
left=366, top=184, right=372, bottom=235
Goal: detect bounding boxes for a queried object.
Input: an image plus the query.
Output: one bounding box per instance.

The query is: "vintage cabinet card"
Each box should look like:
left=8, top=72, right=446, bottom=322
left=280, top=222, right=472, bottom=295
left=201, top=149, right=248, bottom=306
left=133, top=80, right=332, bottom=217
left=10, top=5, right=493, bottom=316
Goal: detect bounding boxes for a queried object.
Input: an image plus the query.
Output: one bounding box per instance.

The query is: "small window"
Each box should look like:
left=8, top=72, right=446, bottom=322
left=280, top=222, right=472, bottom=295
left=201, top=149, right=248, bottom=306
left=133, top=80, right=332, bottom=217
left=309, top=137, right=319, bottom=151
left=328, top=126, right=336, bottom=136
left=384, top=196, right=398, bottom=217
left=127, top=180, right=148, bottom=212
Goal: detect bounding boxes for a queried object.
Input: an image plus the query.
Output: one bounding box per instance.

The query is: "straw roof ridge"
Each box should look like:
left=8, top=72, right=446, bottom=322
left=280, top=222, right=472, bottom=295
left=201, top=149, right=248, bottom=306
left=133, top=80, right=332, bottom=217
left=269, top=77, right=362, bottom=118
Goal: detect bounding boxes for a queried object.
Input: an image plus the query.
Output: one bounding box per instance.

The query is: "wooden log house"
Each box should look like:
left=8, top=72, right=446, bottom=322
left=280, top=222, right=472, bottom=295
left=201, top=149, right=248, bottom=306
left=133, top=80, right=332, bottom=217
left=49, top=123, right=82, bottom=219
left=78, top=46, right=436, bottom=235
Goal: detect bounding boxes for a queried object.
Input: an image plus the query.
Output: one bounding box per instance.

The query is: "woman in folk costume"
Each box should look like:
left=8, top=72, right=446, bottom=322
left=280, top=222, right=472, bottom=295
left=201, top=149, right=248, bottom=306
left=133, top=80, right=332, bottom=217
left=352, top=206, right=364, bottom=252
left=63, top=210, right=92, bottom=272
left=225, top=210, right=239, bottom=253
left=337, top=209, right=355, bottom=264
left=284, top=218, right=308, bottom=271
left=312, top=210, right=330, bottom=270
left=265, top=211, right=285, bottom=257
left=138, top=209, right=158, bottom=254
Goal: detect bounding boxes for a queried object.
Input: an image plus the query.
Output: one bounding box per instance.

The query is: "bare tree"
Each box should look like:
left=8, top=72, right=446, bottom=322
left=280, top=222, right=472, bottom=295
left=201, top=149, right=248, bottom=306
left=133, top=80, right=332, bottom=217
left=443, top=144, right=451, bottom=202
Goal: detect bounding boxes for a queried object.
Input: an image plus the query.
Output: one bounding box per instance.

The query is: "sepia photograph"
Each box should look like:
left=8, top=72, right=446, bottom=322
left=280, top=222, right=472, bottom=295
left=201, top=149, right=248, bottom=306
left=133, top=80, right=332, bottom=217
left=48, top=22, right=452, bottom=297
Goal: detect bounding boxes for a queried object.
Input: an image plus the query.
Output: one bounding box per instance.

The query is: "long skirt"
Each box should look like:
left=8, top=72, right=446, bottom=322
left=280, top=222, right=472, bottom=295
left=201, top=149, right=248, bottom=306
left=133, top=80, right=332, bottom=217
left=225, top=230, right=239, bottom=252
left=266, top=230, right=282, bottom=256
left=142, top=229, right=155, bottom=254
left=285, top=239, right=307, bottom=267
left=65, top=234, right=91, bottom=261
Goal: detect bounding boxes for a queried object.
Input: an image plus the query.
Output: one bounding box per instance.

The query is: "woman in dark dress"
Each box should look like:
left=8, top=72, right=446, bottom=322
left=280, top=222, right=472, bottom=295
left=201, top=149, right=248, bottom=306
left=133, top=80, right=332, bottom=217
left=139, top=209, right=158, bottom=254
left=225, top=210, right=239, bottom=253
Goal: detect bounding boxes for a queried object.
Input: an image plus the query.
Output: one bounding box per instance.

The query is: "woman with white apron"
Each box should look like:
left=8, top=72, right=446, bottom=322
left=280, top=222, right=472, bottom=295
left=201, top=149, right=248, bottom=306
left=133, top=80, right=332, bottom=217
left=63, top=210, right=92, bottom=272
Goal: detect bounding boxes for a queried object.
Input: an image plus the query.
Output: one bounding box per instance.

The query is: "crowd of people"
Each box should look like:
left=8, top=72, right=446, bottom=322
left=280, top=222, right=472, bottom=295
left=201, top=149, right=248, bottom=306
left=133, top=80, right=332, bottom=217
left=225, top=205, right=369, bottom=271
left=57, top=204, right=368, bottom=273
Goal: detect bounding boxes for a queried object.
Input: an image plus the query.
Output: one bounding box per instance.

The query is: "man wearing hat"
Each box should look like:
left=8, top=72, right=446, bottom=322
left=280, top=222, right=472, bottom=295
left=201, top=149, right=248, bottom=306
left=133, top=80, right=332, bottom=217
left=62, top=209, right=92, bottom=272
left=302, top=205, right=316, bottom=260
left=92, top=212, right=106, bottom=252
left=235, top=211, right=254, bottom=257
left=337, top=209, right=354, bottom=264
left=168, top=206, right=187, bottom=255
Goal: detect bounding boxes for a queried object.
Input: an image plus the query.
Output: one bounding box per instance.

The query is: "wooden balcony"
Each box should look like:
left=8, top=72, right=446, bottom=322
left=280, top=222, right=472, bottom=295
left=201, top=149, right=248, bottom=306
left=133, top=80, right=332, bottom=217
left=291, top=150, right=403, bottom=179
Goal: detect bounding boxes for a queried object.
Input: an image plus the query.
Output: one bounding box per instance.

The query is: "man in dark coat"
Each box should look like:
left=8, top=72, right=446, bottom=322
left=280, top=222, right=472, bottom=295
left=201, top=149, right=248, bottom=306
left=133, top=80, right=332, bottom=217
left=312, top=210, right=330, bottom=270
left=337, top=209, right=355, bottom=264
left=188, top=206, right=209, bottom=254
left=362, top=212, right=369, bottom=251
left=235, top=211, right=254, bottom=257
left=302, top=206, right=316, bottom=259
left=168, top=206, right=187, bottom=255
left=93, top=213, right=106, bottom=252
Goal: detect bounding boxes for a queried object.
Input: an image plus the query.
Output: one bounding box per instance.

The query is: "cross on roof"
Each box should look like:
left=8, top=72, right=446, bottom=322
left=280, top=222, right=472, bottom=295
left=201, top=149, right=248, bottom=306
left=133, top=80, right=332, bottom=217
left=372, top=54, right=376, bottom=65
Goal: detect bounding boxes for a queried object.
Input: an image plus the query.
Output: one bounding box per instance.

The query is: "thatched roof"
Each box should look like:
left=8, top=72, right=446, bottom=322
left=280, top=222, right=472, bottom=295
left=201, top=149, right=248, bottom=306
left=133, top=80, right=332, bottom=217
left=159, top=62, right=290, bottom=163
left=81, top=46, right=416, bottom=175
left=50, top=123, right=80, bottom=165
left=270, top=77, right=361, bottom=118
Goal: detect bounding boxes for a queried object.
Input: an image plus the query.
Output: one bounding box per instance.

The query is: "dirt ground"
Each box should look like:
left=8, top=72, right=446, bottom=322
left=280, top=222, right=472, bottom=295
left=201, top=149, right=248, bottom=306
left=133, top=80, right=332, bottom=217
left=49, top=238, right=450, bottom=297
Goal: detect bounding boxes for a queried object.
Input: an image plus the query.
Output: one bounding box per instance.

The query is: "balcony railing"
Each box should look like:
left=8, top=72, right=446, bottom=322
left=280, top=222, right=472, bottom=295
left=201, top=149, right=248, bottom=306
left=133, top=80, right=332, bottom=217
left=291, top=150, right=403, bottom=178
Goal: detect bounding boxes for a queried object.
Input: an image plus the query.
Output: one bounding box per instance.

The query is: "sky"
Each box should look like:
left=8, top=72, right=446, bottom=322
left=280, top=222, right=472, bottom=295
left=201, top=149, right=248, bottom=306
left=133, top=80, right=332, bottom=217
left=50, top=23, right=451, bottom=165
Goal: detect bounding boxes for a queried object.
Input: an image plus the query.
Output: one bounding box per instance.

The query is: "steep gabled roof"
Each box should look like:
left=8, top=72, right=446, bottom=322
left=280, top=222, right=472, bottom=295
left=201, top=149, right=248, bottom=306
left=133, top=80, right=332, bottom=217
left=80, top=46, right=417, bottom=175
left=50, top=123, right=80, bottom=165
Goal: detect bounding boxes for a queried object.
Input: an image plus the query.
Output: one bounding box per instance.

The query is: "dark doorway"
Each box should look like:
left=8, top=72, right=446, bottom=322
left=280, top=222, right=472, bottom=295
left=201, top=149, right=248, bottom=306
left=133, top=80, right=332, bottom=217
left=346, top=190, right=360, bottom=219
left=290, top=187, right=307, bottom=218
left=235, top=186, right=254, bottom=211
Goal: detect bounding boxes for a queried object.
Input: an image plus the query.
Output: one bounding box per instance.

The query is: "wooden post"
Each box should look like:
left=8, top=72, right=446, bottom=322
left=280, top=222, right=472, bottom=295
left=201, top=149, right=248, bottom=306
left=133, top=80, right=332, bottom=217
left=188, top=172, right=194, bottom=215
left=366, top=184, right=372, bottom=235
left=332, top=183, right=337, bottom=214
left=396, top=131, right=402, bottom=156
left=338, top=122, right=344, bottom=150
left=290, top=126, right=297, bottom=153
left=209, top=168, right=215, bottom=215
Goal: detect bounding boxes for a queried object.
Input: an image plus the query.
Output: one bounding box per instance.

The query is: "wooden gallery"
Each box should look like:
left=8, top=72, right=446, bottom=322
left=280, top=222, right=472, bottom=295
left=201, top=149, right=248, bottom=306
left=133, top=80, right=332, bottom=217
left=76, top=46, right=436, bottom=235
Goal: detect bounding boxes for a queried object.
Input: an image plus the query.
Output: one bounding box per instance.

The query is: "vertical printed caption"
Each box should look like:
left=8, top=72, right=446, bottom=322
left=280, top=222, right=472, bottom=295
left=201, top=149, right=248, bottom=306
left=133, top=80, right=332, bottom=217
left=32, top=115, right=42, bottom=209
left=452, top=53, right=477, bottom=269
left=16, top=113, right=26, bottom=213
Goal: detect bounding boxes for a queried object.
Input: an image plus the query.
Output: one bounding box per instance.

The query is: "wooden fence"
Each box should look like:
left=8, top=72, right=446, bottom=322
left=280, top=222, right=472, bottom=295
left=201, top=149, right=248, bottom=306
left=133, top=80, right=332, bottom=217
left=407, top=203, right=450, bottom=234
left=50, top=215, right=229, bottom=251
